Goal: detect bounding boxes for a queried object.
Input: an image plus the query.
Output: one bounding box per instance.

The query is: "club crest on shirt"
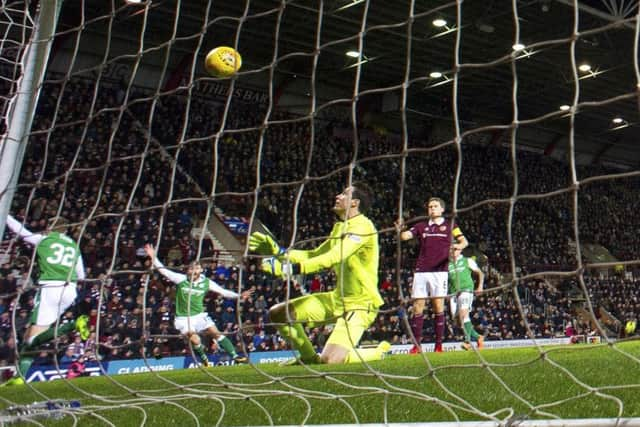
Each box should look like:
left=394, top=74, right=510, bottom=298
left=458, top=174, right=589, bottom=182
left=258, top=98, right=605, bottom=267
left=439, top=225, right=447, bottom=231
left=346, top=233, right=361, bottom=242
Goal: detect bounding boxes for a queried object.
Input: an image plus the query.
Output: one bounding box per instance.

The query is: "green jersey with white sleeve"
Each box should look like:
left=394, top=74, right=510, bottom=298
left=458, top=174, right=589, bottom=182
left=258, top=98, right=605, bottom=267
left=6, top=215, right=85, bottom=283
left=152, top=258, right=240, bottom=317
left=448, top=255, right=478, bottom=293
left=36, top=232, right=82, bottom=282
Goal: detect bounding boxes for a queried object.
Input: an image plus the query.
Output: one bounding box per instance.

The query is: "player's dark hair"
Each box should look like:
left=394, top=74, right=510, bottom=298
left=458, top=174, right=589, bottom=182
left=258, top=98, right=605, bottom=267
left=352, top=181, right=373, bottom=214
left=427, top=197, right=445, bottom=210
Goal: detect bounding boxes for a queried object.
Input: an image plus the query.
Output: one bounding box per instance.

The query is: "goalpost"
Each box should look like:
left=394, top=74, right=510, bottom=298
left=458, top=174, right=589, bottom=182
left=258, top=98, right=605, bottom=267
left=0, top=0, right=62, bottom=239
left=0, top=0, right=639, bottom=426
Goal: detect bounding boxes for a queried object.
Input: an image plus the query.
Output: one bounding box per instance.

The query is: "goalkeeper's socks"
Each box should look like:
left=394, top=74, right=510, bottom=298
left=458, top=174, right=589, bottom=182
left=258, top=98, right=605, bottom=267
left=464, top=322, right=480, bottom=341
left=27, top=321, right=76, bottom=349
left=217, top=336, right=238, bottom=358
left=410, top=314, right=424, bottom=344
left=278, top=323, right=316, bottom=362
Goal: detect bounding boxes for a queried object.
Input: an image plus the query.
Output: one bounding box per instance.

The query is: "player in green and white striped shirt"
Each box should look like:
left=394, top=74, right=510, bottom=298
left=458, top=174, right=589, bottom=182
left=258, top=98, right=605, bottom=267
left=448, top=246, right=485, bottom=350
left=4, top=215, right=89, bottom=385
left=144, top=244, right=252, bottom=366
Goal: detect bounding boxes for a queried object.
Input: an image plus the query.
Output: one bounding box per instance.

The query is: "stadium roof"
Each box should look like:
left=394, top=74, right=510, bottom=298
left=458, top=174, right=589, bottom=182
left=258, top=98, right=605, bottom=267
left=69, top=0, right=640, bottom=167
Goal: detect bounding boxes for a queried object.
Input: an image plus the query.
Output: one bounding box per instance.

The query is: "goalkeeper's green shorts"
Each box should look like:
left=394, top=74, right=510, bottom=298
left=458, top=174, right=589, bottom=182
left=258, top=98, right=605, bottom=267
left=288, top=291, right=378, bottom=350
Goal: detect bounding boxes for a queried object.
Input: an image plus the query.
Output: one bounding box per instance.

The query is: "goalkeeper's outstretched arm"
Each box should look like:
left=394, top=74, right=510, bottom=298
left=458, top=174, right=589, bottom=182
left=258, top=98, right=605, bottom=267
left=260, top=224, right=367, bottom=277
left=248, top=230, right=332, bottom=263
left=287, top=238, right=333, bottom=263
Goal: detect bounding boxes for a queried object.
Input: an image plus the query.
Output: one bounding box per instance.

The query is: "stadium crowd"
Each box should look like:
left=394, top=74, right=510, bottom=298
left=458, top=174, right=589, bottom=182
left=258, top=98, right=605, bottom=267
left=0, top=77, right=638, bottom=371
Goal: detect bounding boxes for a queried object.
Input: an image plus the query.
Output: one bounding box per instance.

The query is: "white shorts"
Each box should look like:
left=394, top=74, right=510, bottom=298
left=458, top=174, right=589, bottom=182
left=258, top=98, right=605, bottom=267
left=174, top=312, right=216, bottom=335
left=450, top=291, right=474, bottom=318
left=411, top=272, right=448, bottom=299
left=33, top=281, right=77, bottom=326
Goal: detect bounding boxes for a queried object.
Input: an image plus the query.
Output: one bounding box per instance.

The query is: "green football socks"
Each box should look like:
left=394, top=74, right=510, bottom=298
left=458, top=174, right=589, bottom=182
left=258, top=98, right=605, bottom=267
left=18, top=356, right=33, bottom=377
left=193, top=343, right=207, bottom=361
left=278, top=323, right=316, bottom=362
left=27, top=321, right=77, bottom=349
left=464, top=322, right=480, bottom=342
left=217, top=336, right=238, bottom=358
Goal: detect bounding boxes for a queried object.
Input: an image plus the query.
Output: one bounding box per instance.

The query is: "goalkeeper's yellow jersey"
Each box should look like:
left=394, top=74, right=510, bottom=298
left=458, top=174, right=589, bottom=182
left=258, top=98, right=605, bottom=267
left=288, top=214, right=383, bottom=311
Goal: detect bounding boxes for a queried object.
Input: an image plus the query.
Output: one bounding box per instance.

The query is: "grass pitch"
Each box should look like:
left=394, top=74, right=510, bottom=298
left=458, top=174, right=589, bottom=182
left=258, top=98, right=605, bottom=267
left=1, top=341, right=639, bottom=426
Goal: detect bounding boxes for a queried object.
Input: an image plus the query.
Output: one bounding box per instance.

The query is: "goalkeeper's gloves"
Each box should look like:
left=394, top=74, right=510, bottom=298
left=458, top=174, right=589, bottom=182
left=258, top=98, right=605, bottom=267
left=248, top=232, right=285, bottom=256
left=260, top=257, right=301, bottom=278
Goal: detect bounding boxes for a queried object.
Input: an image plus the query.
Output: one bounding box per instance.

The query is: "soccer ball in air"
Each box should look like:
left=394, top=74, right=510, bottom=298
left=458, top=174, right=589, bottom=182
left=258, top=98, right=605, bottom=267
left=205, top=46, right=242, bottom=78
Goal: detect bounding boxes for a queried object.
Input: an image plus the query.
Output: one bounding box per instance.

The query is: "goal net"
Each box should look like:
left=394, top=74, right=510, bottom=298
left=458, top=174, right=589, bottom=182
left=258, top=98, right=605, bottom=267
left=0, top=0, right=639, bottom=425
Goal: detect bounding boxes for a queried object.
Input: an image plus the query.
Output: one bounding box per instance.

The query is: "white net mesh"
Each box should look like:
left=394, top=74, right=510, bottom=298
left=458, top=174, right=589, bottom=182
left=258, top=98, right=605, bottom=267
left=0, top=0, right=639, bottom=425
left=0, top=1, right=32, bottom=116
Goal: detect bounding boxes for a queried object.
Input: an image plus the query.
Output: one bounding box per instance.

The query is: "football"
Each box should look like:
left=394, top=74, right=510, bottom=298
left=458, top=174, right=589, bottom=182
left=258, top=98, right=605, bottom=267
left=204, top=46, right=242, bottom=78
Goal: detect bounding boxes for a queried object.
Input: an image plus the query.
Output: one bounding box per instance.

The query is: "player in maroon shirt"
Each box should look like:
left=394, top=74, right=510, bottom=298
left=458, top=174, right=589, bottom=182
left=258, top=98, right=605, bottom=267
left=396, top=197, right=468, bottom=353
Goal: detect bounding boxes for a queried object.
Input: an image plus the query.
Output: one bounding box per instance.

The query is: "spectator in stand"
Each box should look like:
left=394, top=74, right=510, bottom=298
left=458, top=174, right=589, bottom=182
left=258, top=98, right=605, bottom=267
left=309, top=274, right=323, bottom=293
left=59, top=347, right=76, bottom=365
left=252, top=330, right=268, bottom=350
left=66, top=355, right=87, bottom=379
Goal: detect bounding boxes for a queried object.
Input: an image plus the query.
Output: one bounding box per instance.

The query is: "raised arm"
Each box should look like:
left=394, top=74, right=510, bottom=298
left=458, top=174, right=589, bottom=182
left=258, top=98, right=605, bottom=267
left=208, top=279, right=239, bottom=299
left=144, top=244, right=186, bottom=284
left=287, top=238, right=333, bottom=263
left=249, top=231, right=332, bottom=263
left=6, top=215, right=45, bottom=246
left=208, top=280, right=254, bottom=300
left=395, top=219, right=414, bottom=241
left=296, top=221, right=373, bottom=274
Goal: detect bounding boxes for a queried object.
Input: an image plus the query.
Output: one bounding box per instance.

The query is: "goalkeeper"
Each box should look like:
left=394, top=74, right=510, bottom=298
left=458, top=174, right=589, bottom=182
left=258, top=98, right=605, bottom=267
left=249, top=183, right=389, bottom=365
